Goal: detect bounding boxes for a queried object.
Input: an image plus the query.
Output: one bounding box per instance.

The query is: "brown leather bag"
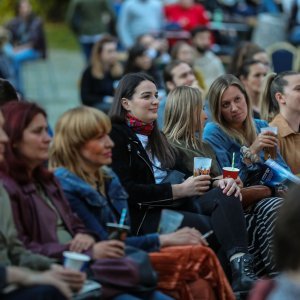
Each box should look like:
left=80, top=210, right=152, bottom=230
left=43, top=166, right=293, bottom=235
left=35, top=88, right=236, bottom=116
left=241, top=185, right=272, bottom=209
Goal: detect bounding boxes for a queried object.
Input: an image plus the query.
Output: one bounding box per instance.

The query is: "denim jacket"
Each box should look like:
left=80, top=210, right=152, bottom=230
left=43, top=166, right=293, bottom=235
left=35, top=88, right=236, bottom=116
left=54, top=167, right=160, bottom=252
left=203, top=119, right=290, bottom=181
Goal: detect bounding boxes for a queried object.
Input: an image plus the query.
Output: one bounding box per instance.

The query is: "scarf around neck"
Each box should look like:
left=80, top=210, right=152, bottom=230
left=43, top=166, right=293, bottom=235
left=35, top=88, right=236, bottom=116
left=126, top=113, right=154, bottom=136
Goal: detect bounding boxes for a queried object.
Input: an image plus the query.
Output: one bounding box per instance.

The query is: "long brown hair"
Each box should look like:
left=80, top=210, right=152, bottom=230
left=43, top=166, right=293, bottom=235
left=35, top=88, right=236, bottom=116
left=110, top=72, right=177, bottom=168
left=90, top=35, right=123, bottom=79
left=207, top=74, right=257, bottom=146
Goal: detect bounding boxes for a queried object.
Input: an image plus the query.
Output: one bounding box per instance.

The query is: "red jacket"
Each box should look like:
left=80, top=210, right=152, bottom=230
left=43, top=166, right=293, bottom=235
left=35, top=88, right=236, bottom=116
left=164, top=3, right=209, bottom=31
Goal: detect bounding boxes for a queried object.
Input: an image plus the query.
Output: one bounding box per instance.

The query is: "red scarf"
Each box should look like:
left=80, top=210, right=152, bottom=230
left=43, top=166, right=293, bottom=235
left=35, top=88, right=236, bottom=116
left=126, top=113, right=154, bottom=136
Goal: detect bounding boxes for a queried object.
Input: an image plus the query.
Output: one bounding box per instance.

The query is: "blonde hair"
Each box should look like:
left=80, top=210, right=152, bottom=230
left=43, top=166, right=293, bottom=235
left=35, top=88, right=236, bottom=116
left=163, top=86, right=203, bottom=150
left=49, top=106, right=111, bottom=186
left=90, top=35, right=123, bottom=79
left=207, top=74, right=257, bottom=146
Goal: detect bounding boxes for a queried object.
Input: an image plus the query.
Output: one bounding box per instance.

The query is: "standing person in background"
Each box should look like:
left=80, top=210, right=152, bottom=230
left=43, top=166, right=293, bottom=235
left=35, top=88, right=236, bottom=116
left=4, top=0, right=46, bottom=95
left=80, top=35, right=123, bottom=113
left=66, top=0, right=115, bottom=62
left=117, top=0, right=164, bottom=49
left=261, top=71, right=300, bottom=175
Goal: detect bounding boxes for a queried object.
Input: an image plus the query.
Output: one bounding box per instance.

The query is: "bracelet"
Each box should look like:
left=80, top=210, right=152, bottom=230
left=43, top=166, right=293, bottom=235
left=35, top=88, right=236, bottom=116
left=240, top=146, right=260, bottom=165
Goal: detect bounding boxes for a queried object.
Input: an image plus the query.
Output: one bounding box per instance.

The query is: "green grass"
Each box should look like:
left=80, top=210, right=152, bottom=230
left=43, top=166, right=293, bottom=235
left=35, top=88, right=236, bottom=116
left=45, top=22, right=79, bottom=51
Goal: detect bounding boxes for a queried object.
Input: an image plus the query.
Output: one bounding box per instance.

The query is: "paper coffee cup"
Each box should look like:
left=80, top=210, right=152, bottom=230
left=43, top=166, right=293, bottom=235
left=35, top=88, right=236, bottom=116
left=106, top=223, right=130, bottom=241
left=63, top=251, right=90, bottom=271
left=194, top=157, right=212, bottom=176
left=222, top=167, right=240, bottom=179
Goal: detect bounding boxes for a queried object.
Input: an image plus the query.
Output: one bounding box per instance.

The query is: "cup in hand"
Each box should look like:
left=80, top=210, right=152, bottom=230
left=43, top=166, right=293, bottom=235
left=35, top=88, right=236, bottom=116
left=194, top=157, right=212, bottom=176
left=260, top=126, right=278, bottom=160
left=63, top=251, right=90, bottom=271
left=222, top=167, right=240, bottom=180
left=106, top=223, right=130, bottom=241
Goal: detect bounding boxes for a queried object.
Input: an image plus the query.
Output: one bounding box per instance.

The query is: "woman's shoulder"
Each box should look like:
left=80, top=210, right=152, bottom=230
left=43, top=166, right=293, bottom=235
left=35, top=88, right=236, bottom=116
left=203, top=121, right=221, bottom=134
left=0, top=171, right=20, bottom=194
left=54, top=167, right=89, bottom=193
left=203, top=122, right=228, bottom=140
left=110, top=121, right=134, bottom=143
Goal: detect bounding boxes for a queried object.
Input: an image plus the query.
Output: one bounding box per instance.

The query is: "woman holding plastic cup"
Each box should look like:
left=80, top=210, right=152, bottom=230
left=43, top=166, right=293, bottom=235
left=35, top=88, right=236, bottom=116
left=260, top=71, right=300, bottom=174
left=50, top=106, right=205, bottom=252
left=203, top=74, right=290, bottom=183
left=109, top=73, right=259, bottom=297
left=202, top=74, right=290, bottom=276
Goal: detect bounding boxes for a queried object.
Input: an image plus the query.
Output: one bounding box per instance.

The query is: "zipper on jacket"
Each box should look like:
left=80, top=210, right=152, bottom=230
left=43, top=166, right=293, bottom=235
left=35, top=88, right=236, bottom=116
left=127, top=143, right=132, bottom=167
left=136, top=208, right=151, bottom=235
left=136, top=150, right=155, bottom=180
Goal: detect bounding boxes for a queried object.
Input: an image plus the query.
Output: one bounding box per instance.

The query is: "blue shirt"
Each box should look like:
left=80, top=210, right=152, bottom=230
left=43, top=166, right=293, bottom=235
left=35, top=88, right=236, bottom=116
left=203, top=119, right=290, bottom=179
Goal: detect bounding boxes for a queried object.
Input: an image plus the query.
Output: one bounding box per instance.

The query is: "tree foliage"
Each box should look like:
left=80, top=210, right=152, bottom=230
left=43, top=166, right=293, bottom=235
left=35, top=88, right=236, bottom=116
left=0, top=0, right=70, bottom=22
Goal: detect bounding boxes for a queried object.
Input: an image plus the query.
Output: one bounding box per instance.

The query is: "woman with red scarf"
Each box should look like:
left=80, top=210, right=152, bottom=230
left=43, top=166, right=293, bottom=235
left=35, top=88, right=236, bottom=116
left=109, top=73, right=258, bottom=298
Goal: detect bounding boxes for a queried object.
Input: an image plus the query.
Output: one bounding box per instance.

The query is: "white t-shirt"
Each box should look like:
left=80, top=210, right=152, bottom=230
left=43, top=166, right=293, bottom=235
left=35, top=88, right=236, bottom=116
left=136, top=134, right=167, bottom=184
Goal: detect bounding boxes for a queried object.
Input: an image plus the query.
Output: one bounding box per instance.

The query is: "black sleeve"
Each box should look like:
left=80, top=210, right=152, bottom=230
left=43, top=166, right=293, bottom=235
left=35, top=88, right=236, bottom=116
left=0, top=266, right=7, bottom=290
left=110, top=125, right=173, bottom=205
left=80, top=68, right=104, bottom=106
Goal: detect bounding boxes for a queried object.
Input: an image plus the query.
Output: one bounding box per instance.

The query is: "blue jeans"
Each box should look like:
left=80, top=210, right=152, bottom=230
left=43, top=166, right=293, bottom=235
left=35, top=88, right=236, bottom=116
left=1, top=285, right=67, bottom=300
left=11, top=48, right=41, bottom=95
left=113, top=291, right=174, bottom=300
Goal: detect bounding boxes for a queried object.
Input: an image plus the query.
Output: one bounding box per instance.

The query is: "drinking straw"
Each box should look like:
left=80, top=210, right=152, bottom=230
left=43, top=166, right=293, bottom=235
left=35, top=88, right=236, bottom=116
left=231, top=152, right=235, bottom=169
left=119, top=208, right=127, bottom=226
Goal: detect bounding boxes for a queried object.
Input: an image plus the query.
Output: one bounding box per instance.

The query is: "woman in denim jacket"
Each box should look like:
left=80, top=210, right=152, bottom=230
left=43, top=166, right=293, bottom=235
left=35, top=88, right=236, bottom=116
left=50, top=106, right=205, bottom=253
left=203, top=74, right=289, bottom=276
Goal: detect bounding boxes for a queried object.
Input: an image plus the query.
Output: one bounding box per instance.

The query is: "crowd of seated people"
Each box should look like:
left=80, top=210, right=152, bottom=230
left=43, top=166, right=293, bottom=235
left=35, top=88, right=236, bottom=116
left=1, top=1, right=300, bottom=300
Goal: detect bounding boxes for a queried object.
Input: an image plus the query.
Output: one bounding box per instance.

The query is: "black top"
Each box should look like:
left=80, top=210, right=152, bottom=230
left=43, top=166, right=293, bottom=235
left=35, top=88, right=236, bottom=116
left=80, top=66, right=121, bottom=107
left=109, top=121, right=174, bottom=233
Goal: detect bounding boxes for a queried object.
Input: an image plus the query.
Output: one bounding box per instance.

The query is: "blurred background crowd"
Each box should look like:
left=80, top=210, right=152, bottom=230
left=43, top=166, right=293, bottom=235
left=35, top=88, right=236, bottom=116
left=1, top=0, right=300, bottom=129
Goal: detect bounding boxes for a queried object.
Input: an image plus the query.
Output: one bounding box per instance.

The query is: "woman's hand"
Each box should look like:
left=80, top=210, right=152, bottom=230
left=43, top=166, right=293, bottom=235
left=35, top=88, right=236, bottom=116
left=173, top=175, right=211, bottom=199
left=50, top=264, right=86, bottom=293
left=92, top=240, right=125, bottom=259
left=235, top=176, right=244, bottom=188
left=69, top=234, right=96, bottom=252
left=218, top=178, right=242, bottom=200
left=159, top=227, right=208, bottom=247
left=13, top=268, right=73, bottom=299
left=249, top=131, right=278, bottom=155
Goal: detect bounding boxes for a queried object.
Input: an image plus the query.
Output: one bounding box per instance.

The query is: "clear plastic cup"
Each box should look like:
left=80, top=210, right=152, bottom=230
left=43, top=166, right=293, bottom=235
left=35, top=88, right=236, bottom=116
left=106, top=223, right=130, bottom=241
left=261, top=126, right=278, bottom=160
left=194, top=157, right=212, bottom=176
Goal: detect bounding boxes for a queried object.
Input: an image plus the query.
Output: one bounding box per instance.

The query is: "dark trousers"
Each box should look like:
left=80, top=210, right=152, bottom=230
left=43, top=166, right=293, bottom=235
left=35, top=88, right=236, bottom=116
left=1, top=285, right=67, bottom=300
left=141, top=188, right=248, bottom=260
